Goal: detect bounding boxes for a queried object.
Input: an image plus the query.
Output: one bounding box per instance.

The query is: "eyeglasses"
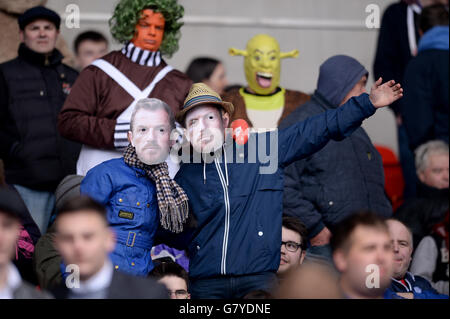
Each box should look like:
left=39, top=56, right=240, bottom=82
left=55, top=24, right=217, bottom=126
left=168, top=289, right=189, bottom=299
left=281, top=241, right=302, bottom=253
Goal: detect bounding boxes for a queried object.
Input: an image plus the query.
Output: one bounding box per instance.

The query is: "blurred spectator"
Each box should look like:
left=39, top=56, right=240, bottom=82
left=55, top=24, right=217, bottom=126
left=73, top=30, right=109, bottom=70
left=51, top=195, right=168, bottom=299
left=415, top=140, right=449, bottom=189
left=281, top=55, right=392, bottom=262
left=0, top=6, right=80, bottom=234
left=373, top=0, right=445, bottom=199
left=0, top=187, right=52, bottom=299
left=1, top=158, right=41, bottom=286
left=385, top=218, right=448, bottom=298
left=410, top=211, right=449, bottom=295
left=186, top=57, right=228, bottom=95
left=81, top=99, right=189, bottom=277
left=149, top=258, right=190, bottom=299
left=277, top=215, right=307, bottom=279
left=395, top=140, right=449, bottom=248
left=331, top=212, right=394, bottom=299
left=33, top=174, right=83, bottom=290
left=374, top=0, right=422, bottom=115
left=275, top=261, right=342, bottom=299
left=400, top=3, right=449, bottom=154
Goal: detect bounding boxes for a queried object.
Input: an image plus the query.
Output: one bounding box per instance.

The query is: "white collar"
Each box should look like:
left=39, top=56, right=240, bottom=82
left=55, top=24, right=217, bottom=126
left=121, top=42, right=162, bottom=67
left=0, top=263, right=22, bottom=299
left=70, top=259, right=114, bottom=295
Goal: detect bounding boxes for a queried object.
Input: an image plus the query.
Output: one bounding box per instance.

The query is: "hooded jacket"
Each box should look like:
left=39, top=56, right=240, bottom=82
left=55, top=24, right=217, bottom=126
left=175, top=92, right=378, bottom=280
left=280, top=55, right=392, bottom=238
left=400, top=26, right=449, bottom=149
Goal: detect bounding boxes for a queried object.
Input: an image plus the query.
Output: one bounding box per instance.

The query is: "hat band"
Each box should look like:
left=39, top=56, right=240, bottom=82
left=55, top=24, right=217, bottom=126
left=183, top=95, right=222, bottom=109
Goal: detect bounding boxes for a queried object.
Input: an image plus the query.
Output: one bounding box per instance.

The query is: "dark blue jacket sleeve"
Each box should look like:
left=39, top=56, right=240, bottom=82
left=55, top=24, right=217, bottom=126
left=279, top=93, right=376, bottom=167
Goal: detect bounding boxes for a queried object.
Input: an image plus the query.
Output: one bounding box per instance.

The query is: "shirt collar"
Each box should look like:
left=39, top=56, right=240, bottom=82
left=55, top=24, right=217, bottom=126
left=70, top=259, right=114, bottom=295
left=391, top=272, right=414, bottom=291
left=121, top=42, right=162, bottom=67
left=0, top=263, right=22, bottom=299
left=18, top=43, right=63, bottom=67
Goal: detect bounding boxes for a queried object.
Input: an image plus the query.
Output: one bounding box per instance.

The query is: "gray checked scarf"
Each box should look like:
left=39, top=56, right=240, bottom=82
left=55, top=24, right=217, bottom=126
left=123, top=144, right=189, bottom=233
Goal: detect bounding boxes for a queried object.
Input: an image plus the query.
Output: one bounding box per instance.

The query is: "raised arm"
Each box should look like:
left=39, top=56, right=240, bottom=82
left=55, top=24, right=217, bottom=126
left=279, top=78, right=402, bottom=167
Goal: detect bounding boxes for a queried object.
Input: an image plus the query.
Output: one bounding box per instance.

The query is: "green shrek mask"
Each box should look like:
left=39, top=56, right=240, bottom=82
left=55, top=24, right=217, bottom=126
left=229, top=34, right=298, bottom=95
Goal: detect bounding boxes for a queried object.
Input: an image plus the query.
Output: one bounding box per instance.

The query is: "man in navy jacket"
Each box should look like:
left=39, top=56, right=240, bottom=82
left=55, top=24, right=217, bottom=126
left=173, top=79, right=403, bottom=299
left=384, top=219, right=448, bottom=299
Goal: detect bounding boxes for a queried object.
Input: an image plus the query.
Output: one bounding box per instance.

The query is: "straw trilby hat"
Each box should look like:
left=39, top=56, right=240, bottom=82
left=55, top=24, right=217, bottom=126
left=176, top=83, right=234, bottom=125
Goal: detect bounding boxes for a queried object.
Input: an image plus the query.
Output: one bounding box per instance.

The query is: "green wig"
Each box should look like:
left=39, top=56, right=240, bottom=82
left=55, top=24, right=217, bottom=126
left=109, top=0, right=184, bottom=58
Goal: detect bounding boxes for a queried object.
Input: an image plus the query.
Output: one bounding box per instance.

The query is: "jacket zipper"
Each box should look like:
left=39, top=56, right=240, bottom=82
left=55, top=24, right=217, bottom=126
left=214, top=157, right=230, bottom=275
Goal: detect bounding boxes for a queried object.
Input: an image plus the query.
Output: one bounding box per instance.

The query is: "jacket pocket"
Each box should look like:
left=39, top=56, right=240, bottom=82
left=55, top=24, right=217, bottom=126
left=111, top=191, right=145, bottom=226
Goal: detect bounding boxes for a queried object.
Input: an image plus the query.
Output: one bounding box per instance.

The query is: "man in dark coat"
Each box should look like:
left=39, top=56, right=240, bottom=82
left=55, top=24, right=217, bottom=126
left=280, top=55, right=392, bottom=262
left=0, top=6, right=80, bottom=234
left=400, top=4, right=449, bottom=150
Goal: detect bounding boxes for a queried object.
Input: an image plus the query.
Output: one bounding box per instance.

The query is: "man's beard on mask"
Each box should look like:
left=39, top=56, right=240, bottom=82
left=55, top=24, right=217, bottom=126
left=136, top=141, right=167, bottom=165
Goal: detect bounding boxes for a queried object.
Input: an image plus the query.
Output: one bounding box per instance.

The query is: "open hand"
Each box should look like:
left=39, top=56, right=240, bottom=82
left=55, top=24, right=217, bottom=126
left=369, top=77, right=403, bottom=108
left=310, top=226, right=332, bottom=246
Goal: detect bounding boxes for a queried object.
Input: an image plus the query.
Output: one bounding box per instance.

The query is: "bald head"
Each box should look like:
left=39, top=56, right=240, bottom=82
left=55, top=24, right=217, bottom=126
left=386, top=219, right=413, bottom=280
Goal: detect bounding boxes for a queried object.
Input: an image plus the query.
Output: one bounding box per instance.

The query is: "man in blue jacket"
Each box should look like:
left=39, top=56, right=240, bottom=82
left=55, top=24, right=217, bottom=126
left=384, top=218, right=448, bottom=299
left=80, top=98, right=189, bottom=276
left=173, top=78, right=403, bottom=299
left=279, top=55, right=392, bottom=263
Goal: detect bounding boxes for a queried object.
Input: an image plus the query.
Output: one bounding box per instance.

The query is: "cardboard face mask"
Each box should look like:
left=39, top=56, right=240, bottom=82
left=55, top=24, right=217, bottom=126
left=229, top=34, right=299, bottom=95
left=131, top=9, right=165, bottom=51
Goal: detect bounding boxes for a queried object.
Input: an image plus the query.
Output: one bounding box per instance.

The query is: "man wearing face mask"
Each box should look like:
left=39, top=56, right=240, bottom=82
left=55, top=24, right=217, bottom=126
left=223, top=34, right=310, bottom=131
left=58, top=0, right=192, bottom=177
left=79, top=98, right=189, bottom=277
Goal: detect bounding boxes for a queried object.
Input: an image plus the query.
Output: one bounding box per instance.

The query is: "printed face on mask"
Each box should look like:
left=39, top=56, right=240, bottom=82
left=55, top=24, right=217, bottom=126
left=131, top=9, right=165, bottom=51
left=128, top=108, right=172, bottom=165
left=184, top=105, right=229, bottom=154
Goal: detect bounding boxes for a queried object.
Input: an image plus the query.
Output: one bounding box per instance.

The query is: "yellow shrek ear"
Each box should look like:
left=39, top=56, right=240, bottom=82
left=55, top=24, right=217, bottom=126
left=228, top=48, right=248, bottom=57
left=280, top=49, right=299, bottom=59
